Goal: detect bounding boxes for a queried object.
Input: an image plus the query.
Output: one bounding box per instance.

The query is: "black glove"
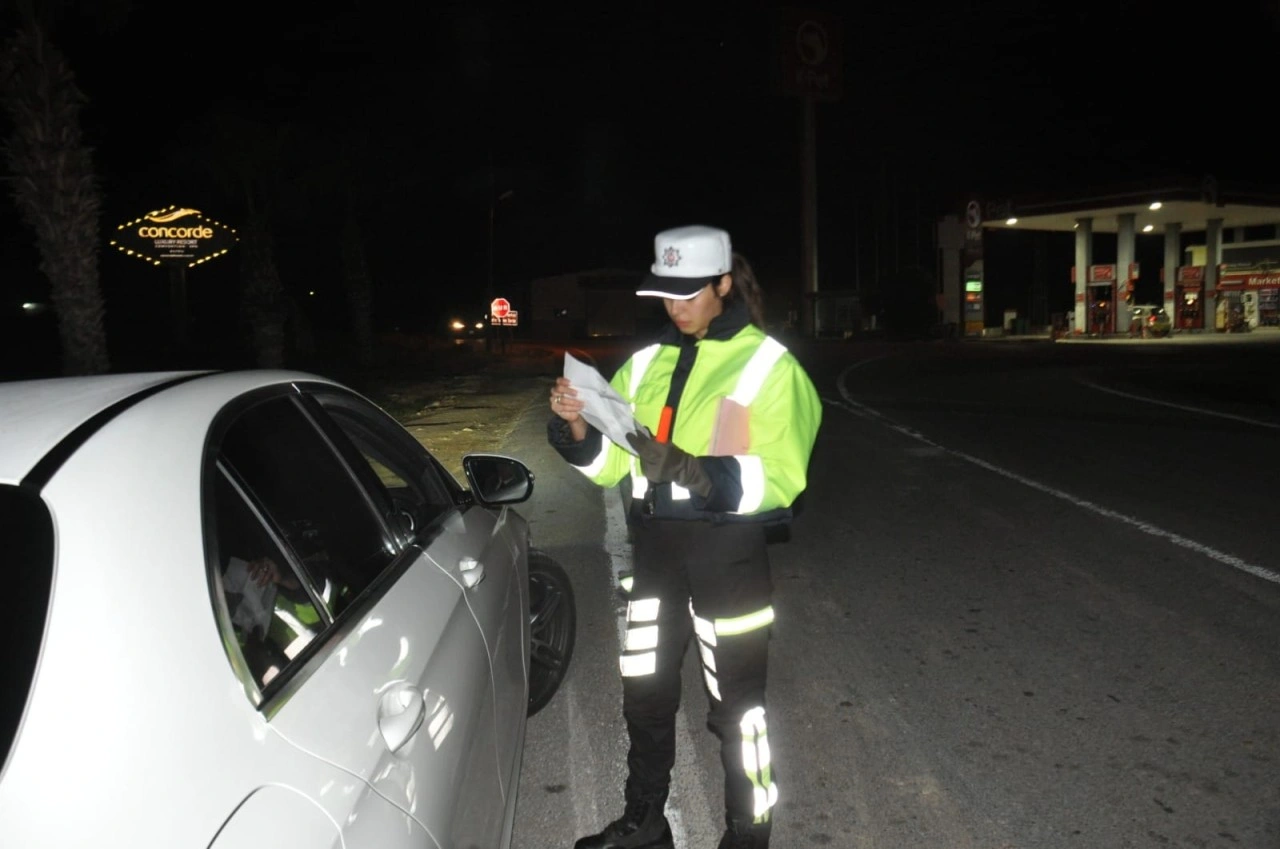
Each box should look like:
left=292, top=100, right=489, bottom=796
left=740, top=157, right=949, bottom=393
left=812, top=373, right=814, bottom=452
left=625, top=431, right=712, bottom=498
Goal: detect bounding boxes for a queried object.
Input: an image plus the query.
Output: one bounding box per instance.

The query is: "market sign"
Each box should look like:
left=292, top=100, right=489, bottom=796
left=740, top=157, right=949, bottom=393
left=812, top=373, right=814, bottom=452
left=1219, top=272, right=1280, bottom=289
left=110, top=206, right=238, bottom=268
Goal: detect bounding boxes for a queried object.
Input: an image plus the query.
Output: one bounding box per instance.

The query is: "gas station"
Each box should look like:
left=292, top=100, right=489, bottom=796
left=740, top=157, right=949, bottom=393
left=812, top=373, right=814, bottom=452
left=938, top=177, right=1280, bottom=336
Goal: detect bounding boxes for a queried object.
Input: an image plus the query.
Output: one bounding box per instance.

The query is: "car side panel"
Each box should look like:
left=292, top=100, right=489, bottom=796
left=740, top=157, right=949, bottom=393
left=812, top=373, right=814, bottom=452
left=450, top=504, right=530, bottom=801
left=0, top=454, right=417, bottom=847
left=267, top=548, right=500, bottom=847
left=209, top=771, right=432, bottom=849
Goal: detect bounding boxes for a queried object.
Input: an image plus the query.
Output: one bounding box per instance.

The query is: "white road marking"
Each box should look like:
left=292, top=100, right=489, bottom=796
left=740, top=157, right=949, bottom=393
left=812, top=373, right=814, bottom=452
left=1078, top=378, right=1280, bottom=430
left=834, top=365, right=1280, bottom=586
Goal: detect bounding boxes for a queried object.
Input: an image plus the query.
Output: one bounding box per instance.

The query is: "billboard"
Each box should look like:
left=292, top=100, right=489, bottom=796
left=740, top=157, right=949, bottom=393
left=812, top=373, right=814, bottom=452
left=110, top=206, right=238, bottom=268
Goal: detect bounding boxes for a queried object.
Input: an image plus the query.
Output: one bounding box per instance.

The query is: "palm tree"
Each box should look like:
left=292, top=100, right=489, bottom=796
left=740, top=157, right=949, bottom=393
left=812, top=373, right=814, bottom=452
left=340, top=213, right=375, bottom=367
left=173, top=106, right=295, bottom=369
left=237, top=203, right=288, bottom=369
left=0, top=22, right=109, bottom=375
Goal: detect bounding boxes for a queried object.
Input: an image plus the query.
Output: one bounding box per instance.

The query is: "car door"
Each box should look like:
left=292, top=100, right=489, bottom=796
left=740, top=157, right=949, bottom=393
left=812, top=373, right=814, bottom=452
left=209, top=388, right=503, bottom=848
left=306, top=387, right=521, bottom=842
left=439, top=489, right=529, bottom=788
left=307, top=388, right=527, bottom=830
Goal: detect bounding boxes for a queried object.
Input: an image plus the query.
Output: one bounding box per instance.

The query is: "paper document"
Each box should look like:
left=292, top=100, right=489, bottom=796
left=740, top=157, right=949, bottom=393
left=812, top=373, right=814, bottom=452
left=223, top=556, right=278, bottom=638
left=564, top=352, right=648, bottom=452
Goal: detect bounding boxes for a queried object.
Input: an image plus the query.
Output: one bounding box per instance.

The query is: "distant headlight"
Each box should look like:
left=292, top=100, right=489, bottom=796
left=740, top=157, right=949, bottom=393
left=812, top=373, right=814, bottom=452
left=474, top=322, right=484, bottom=330
left=450, top=319, right=466, bottom=331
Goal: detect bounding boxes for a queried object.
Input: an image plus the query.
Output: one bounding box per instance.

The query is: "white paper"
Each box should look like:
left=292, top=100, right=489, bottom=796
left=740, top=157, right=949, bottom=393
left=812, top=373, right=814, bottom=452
left=564, top=352, right=649, bottom=452
left=223, top=556, right=278, bottom=638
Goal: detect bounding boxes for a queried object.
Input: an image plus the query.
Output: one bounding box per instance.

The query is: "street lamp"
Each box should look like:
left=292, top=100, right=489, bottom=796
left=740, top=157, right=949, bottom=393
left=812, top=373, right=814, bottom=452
left=487, top=186, right=514, bottom=352
left=488, top=188, right=515, bottom=301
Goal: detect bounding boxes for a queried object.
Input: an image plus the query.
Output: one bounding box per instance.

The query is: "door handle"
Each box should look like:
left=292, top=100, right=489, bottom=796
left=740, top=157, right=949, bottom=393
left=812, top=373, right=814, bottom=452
left=459, top=556, right=485, bottom=588
left=377, top=685, right=425, bottom=753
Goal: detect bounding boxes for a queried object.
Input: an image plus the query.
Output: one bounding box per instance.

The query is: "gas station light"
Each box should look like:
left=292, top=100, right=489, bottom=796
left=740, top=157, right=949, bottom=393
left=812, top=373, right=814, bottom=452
left=1005, top=218, right=1018, bottom=225
left=1142, top=224, right=1154, bottom=233
left=1149, top=202, right=1162, bottom=210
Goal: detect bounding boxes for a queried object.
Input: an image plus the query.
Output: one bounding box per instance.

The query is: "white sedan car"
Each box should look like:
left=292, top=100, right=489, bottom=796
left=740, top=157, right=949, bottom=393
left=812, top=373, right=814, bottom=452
left=0, top=369, right=568, bottom=848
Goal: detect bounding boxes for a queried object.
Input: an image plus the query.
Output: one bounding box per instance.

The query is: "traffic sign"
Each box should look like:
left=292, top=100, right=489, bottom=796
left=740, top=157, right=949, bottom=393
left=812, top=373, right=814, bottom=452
left=778, top=8, right=843, bottom=101
left=490, top=297, right=511, bottom=319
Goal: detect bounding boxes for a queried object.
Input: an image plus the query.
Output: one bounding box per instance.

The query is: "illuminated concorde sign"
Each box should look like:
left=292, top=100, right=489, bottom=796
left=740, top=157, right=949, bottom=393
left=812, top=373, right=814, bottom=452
left=110, top=205, right=238, bottom=267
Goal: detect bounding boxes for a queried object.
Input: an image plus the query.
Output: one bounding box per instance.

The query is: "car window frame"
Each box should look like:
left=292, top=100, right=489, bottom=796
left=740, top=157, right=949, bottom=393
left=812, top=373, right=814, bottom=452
left=207, top=460, right=333, bottom=704
left=202, top=383, right=431, bottom=713
left=297, top=385, right=464, bottom=550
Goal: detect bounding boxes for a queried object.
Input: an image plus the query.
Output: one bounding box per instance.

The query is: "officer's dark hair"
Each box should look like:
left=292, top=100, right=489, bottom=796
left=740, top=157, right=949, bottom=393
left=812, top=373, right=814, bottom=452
left=725, top=252, right=767, bottom=329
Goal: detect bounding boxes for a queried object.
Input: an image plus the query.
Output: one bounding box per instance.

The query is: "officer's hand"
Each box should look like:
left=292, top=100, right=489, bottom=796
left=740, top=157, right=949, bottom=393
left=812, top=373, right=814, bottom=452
left=549, top=377, right=591, bottom=443
left=625, top=431, right=712, bottom=498
left=549, top=378, right=582, bottom=423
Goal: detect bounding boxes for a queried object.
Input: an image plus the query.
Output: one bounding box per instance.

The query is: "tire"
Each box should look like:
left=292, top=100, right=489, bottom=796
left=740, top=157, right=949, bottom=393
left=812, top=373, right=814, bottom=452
left=527, top=550, right=576, bottom=716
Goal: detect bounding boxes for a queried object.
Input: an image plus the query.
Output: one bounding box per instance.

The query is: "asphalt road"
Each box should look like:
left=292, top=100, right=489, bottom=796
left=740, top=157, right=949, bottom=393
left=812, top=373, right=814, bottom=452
left=504, top=332, right=1280, bottom=849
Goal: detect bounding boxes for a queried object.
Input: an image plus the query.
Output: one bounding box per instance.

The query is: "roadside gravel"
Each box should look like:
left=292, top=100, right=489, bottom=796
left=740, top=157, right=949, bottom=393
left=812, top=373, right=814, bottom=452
left=353, top=341, right=560, bottom=482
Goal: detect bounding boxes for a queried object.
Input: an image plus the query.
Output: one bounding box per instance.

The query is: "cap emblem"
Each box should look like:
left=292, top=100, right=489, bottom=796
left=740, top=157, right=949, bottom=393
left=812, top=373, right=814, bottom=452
left=661, top=246, right=681, bottom=268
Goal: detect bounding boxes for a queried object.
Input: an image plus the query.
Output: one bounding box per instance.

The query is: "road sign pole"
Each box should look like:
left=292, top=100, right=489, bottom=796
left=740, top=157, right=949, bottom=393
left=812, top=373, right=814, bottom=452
left=169, top=263, right=188, bottom=350
left=801, top=94, right=818, bottom=339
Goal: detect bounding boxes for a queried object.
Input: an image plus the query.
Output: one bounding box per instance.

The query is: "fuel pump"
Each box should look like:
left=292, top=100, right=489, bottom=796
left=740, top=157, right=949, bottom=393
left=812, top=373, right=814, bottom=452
left=1086, top=264, right=1117, bottom=335
left=1174, top=266, right=1204, bottom=330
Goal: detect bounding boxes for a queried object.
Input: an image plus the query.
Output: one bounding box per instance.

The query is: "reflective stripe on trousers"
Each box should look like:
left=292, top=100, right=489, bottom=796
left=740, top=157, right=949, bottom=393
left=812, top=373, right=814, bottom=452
left=619, top=519, right=778, bottom=824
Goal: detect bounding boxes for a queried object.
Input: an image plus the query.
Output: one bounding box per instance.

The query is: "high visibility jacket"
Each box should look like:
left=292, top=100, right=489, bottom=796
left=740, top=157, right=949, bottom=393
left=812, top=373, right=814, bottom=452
left=552, top=302, right=822, bottom=524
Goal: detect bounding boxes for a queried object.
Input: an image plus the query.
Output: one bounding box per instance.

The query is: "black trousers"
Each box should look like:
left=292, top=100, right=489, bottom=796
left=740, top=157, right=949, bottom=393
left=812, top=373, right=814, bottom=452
left=620, top=519, right=777, bottom=825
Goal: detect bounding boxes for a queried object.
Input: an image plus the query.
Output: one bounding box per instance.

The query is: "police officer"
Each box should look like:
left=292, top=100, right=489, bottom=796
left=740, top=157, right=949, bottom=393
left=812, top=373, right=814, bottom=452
left=547, top=225, right=822, bottom=849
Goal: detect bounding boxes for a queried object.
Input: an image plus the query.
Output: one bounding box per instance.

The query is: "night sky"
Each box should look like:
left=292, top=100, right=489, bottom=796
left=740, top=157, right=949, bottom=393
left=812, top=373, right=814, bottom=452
left=3, top=0, right=1279, bottom=365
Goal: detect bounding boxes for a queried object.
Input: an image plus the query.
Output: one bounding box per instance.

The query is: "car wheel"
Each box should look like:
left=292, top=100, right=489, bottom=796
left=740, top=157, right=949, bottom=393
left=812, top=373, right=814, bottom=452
left=528, top=550, right=576, bottom=716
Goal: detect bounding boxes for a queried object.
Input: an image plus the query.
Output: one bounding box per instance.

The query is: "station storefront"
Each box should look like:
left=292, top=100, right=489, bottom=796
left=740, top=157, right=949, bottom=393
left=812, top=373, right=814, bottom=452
left=1215, top=267, right=1280, bottom=331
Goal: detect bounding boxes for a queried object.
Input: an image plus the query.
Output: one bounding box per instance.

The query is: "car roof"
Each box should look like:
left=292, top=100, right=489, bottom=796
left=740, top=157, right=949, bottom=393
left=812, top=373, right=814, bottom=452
left=0, top=369, right=341, bottom=485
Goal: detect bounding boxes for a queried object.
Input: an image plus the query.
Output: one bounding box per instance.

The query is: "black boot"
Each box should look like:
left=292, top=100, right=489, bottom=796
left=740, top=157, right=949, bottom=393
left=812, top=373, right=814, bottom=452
left=573, top=793, right=673, bottom=849
left=716, top=817, right=771, bottom=849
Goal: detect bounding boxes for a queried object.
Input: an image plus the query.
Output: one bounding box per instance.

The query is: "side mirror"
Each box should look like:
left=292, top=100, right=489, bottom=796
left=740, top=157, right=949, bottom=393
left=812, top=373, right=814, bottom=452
left=462, top=454, right=535, bottom=505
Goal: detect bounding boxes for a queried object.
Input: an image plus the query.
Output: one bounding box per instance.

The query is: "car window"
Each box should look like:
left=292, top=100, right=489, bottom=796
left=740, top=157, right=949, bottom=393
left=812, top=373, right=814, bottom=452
left=307, top=390, right=459, bottom=544
left=216, top=395, right=395, bottom=620
left=1, top=485, right=53, bottom=773
left=210, top=467, right=324, bottom=690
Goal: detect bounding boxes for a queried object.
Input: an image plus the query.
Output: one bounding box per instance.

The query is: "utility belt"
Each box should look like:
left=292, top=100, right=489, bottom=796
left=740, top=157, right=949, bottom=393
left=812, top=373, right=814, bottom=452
left=634, top=481, right=792, bottom=527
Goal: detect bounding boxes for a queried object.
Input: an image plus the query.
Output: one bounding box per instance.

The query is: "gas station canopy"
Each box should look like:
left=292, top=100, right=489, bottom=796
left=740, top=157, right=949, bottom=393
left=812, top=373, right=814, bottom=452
left=977, top=176, right=1280, bottom=234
